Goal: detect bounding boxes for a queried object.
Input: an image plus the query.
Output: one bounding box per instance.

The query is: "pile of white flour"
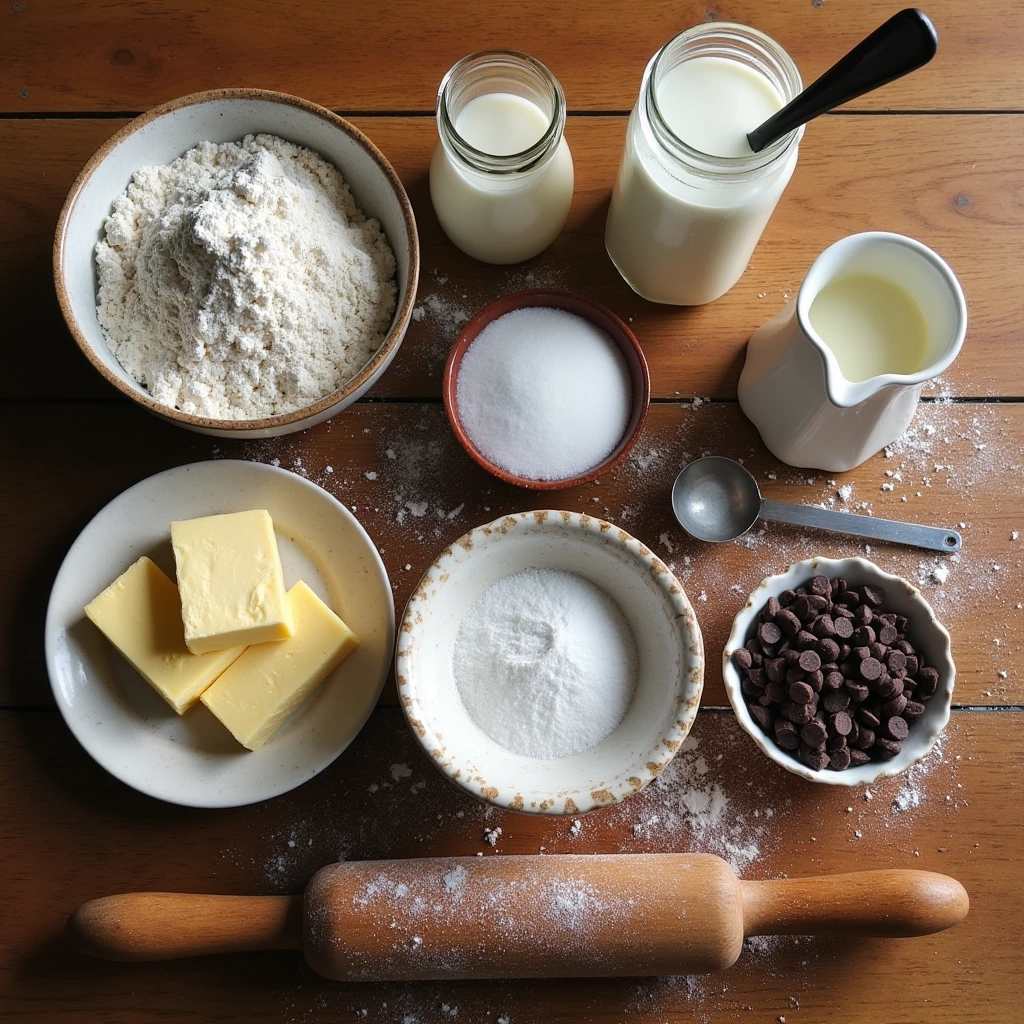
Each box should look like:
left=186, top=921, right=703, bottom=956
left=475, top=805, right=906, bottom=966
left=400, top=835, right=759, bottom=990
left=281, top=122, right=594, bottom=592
left=95, top=134, right=396, bottom=419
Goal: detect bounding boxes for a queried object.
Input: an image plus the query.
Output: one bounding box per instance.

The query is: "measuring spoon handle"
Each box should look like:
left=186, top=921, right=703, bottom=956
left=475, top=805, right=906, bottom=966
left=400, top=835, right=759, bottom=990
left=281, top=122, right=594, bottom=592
left=759, top=499, right=961, bottom=553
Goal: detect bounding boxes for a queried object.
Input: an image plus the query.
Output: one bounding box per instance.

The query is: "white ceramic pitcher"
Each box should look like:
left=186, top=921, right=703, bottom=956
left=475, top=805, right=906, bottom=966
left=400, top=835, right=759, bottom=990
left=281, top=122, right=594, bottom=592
left=738, top=232, right=967, bottom=472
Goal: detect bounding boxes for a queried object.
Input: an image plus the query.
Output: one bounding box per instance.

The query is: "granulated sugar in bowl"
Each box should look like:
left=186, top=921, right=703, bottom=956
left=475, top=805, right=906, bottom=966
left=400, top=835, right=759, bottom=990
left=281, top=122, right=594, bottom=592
left=443, top=290, right=650, bottom=490
left=396, top=510, right=704, bottom=815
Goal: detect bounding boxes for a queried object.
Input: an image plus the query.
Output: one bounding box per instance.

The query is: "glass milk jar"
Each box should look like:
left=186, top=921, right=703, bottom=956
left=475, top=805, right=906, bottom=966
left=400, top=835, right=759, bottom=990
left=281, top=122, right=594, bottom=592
left=430, top=50, right=574, bottom=265
left=605, top=24, right=803, bottom=305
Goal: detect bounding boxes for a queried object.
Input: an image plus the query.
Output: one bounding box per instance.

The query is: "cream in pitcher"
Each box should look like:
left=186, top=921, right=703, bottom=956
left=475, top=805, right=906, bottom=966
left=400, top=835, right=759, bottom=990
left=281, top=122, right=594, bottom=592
left=605, top=22, right=803, bottom=305
left=738, top=232, right=968, bottom=473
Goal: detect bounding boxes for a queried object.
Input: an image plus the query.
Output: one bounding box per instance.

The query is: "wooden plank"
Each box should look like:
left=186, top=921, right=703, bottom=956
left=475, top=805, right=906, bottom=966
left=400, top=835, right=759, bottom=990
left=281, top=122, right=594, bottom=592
left=2, top=115, right=1021, bottom=403
left=3, top=1, right=1022, bottom=113
left=4, top=401, right=1020, bottom=709
left=0, top=707, right=1020, bottom=1022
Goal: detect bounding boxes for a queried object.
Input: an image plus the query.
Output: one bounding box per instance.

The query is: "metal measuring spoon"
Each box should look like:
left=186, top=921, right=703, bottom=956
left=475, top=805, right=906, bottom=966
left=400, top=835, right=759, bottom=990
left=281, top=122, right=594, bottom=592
left=671, top=457, right=961, bottom=553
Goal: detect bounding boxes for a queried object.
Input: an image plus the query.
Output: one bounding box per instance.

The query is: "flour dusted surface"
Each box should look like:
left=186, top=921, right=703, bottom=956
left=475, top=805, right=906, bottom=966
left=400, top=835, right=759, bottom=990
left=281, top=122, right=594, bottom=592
left=96, top=134, right=397, bottom=419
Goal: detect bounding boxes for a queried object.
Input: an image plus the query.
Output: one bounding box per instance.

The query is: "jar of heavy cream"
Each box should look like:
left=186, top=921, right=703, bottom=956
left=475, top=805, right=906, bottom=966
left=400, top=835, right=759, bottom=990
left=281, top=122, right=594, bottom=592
left=430, top=50, right=574, bottom=265
left=605, top=24, right=803, bottom=305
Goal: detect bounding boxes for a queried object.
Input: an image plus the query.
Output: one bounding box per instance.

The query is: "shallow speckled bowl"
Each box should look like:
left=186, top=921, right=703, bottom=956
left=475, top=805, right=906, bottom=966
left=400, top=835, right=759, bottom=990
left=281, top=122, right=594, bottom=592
left=723, top=556, right=954, bottom=787
left=54, top=88, right=419, bottom=439
left=396, top=510, right=704, bottom=815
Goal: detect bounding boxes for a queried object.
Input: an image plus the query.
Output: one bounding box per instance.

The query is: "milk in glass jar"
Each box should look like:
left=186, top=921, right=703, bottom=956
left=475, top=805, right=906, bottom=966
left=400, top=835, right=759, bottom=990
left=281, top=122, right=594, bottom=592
left=430, top=51, right=574, bottom=265
left=605, top=24, right=803, bottom=305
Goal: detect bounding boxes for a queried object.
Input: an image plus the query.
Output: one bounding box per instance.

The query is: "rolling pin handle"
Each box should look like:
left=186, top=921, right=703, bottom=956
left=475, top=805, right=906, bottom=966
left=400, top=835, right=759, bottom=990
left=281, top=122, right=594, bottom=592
left=740, top=869, right=969, bottom=938
left=66, top=892, right=303, bottom=961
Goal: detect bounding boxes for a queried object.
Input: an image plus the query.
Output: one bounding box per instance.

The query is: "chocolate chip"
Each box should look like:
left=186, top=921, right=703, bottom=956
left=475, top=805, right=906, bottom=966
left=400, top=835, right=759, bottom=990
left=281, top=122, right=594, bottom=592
left=860, top=584, right=885, bottom=607
left=775, top=719, right=800, bottom=749
left=917, top=667, right=939, bottom=698
left=801, top=720, right=828, bottom=748
left=895, top=615, right=909, bottom=633
left=799, top=746, right=830, bottom=771
left=795, top=630, right=819, bottom=649
left=834, top=605, right=855, bottom=620
left=829, top=747, right=852, bottom=770
left=878, top=624, right=898, bottom=646
left=798, top=650, right=822, bottom=673
left=765, top=681, right=788, bottom=704
left=778, top=589, right=796, bottom=607
left=806, top=669, right=824, bottom=692
left=904, top=654, right=920, bottom=676
left=838, top=588, right=860, bottom=607
left=854, top=727, right=876, bottom=750
left=875, top=738, right=902, bottom=759
left=851, top=625, right=876, bottom=647
left=810, top=575, right=831, bottom=597
left=848, top=748, right=871, bottom=766
left=886, top=649, right=907, bottom=673
left=783, top=701, right=816, bottom=725
left=853, top=646, right=871, bottom=661
left=833, top=616, right=854, bottom=639
left=854, top=604, right=873, bottom=626
left=869, top=642, right=888, bottom=661
left=789, top=681, right=815, bottom=704
left=856, top=708, right=880, bottom=729
left=844, top=680, right=870, bottom=702
left=859, top=657, right=882, bottom=681
left=764, top=596, right=782, bottom=619
left=776, top=609, right=802, bottom=636
left=766, top=658, right=787, bottom=683
left=881, top=694, right=908, bottom=719
left=759, top=621, right=782, bottom=646
left=733, top=648, right=753, bottom=671
left=885, top=716, right=909, bottom=741
left=746, top=638, right=763, bottom=656
left=816, top=638, right=840, bottom=662
left=830, top=711, right=853, bottom=736
left=826, top=731, right=847, bottom=752
left=792, top=596, right=812, bottom=621
left=824, top=671, right=845, bottom=691
left=822, top=691, right=850, bottom=714
left=750, top=703, right=774, bottom=732
left=903, top=700, right=926, bottom=721
left=812, top=615, right=837, bottom=639
left=742, top=678, right=763, bottom=697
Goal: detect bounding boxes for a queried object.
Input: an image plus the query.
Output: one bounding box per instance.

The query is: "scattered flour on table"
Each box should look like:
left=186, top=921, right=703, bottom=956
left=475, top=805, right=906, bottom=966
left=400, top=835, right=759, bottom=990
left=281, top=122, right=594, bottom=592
left=96, top=134, right=396, bottom=419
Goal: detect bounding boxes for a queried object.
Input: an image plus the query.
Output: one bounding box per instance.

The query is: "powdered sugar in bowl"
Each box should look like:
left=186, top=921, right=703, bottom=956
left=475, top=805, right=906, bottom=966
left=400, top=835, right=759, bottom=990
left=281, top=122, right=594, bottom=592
left=55, top=88, right=419, bottom=438
left=396, top=511, right=705, bottom=815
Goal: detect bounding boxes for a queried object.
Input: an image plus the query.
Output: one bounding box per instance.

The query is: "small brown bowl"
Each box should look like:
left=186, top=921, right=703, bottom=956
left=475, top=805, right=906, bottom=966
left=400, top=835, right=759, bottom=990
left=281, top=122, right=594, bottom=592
left=442, top=289, right=650, bottom=490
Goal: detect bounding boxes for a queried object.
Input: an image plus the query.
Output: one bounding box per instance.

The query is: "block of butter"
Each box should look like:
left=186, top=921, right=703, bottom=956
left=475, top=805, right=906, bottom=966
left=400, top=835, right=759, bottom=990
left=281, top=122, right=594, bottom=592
left=84, top=556, right=246, bottom=714
left=200, top=580, right=359, bottom=750
left=171, top=509, right=293, bottom=655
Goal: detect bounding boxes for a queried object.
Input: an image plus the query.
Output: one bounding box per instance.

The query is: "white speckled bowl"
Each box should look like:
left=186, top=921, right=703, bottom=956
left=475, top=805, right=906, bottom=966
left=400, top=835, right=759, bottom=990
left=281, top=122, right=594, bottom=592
left=54, top=88, right=419, bottom=438
left=723, top=556, right=954, bottom=786
left=396, top=511, right=705, bottom=815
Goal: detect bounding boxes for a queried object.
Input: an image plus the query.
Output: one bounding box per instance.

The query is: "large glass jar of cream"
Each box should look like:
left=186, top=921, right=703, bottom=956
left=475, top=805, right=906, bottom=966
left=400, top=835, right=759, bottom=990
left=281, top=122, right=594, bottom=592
left=430, top=50, right=574, bottom=265
left=605, top=24, right=803, bottom=305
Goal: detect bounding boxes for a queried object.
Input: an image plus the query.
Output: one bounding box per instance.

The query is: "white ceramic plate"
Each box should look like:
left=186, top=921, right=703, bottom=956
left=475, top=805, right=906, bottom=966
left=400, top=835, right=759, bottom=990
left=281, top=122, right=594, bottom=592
left=45, top=460, right=394, bottom=807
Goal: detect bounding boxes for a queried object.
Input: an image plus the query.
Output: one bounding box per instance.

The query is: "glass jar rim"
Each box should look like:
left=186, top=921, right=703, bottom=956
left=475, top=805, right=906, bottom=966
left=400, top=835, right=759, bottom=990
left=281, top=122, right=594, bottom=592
left=437, top=49, right=566, bottom=175
left=643, top=22, right=804, bottom=182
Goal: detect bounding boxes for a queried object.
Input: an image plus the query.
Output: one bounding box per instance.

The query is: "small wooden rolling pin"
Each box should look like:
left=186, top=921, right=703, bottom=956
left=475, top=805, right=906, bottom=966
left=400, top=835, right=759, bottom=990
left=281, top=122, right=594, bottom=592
left=67, top=853, right=968, bottom=980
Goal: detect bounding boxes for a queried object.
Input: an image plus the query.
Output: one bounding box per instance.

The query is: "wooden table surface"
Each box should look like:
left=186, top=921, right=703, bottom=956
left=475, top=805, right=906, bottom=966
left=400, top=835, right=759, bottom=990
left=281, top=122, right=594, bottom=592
left=2, top=2, right=1021, bottom=1021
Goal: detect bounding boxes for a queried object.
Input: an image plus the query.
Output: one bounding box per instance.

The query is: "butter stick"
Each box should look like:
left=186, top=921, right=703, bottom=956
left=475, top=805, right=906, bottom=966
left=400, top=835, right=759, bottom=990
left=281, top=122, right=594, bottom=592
left=200, top=581, right=359, bottom=750
left=170, top=509, right=293, bottom=654
left=84, top=557, right=245, bottom=714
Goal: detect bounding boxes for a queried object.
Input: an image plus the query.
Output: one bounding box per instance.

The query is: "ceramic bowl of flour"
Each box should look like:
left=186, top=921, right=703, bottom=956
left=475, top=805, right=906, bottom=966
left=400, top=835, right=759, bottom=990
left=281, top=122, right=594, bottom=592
left=54, top=88, right=419, bottom=438
left=396, top=511, right=705, bottom=815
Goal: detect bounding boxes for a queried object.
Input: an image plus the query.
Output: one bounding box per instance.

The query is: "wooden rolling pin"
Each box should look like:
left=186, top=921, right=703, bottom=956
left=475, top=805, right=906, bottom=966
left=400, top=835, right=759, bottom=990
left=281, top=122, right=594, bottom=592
left=67, top=853, right=968, bottom=980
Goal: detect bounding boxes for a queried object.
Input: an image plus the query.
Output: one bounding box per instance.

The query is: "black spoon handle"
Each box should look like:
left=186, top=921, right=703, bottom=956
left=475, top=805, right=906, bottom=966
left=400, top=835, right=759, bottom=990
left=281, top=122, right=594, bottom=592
left=747, top=8, right=938, bottom=153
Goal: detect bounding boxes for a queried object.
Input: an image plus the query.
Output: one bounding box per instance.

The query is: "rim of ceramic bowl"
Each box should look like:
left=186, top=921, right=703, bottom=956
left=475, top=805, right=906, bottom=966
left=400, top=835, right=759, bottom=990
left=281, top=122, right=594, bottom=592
left=395, top=510, right=705, bottom=815
left=442, top=290, right=651, bottom=490
left=53, top=87, right=420, bottom=432
left=723, top=556, right=955, bottom=787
